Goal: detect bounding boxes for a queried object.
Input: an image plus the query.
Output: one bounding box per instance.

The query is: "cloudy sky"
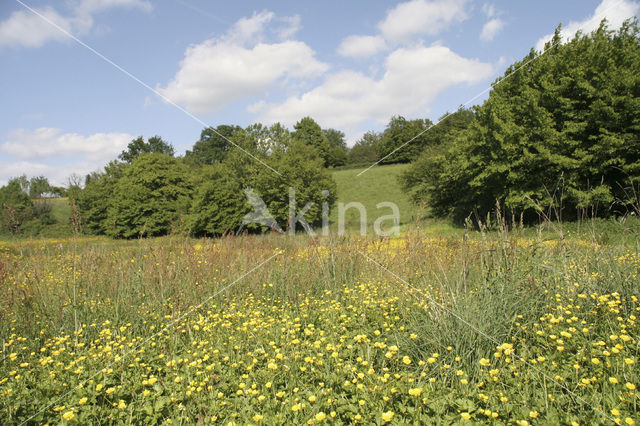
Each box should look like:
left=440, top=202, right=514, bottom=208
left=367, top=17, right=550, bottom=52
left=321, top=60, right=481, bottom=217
left=1, top=0, right=638, bottom=185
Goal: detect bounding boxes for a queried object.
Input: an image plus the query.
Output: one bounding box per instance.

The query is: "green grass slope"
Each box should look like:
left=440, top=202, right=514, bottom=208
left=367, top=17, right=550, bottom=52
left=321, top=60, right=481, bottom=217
left=329, top=164, right=421, bottom=233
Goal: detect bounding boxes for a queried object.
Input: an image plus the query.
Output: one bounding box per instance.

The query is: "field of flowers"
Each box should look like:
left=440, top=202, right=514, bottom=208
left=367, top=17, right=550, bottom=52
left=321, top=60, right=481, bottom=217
left=0, top=221, right=638, bottom=424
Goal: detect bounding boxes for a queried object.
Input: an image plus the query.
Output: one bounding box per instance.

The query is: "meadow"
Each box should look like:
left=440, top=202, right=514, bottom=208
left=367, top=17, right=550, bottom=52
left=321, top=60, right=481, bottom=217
left=0, top=211, right=638, bottom=425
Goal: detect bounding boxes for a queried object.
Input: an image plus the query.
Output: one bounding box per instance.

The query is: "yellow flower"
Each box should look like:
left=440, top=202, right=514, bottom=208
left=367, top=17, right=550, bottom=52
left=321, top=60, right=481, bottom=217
left=62, top=411, right=75, bottom=421
left=609, top=377, right=619, bottom=384
left=625, top=358, right=635, bottom=365
left=479, top=358, right=490, bottom=367
left=117, top=400, right=126, bottom=410
left=106, top=387, right=115, bottom=395
left=461, top=412, right=471, bottom=420
left=381, top=411, right=395, bottom=422
left=96, top=384, right=103, bottom=392
left=529, top=411, right=539, bottom=418
left=315, top=412, right=327, bottom=421
left=591, top=358, right=600, bottom=365
left=625, top=418, right=635, bottom=425
left=408, top=387, right=422, bottom=396
left=402, top=356, right=412, bottom=365
left=626, top=383, right=636, bottom=391
left=252, top=414, right=263, bottom=422
left=78, top=397, right=88, bottom=405
left=612, top=409, right=621, bottom=416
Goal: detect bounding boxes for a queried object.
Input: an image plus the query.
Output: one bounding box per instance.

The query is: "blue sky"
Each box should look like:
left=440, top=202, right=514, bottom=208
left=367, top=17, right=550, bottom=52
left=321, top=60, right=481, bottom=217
left=1, top=0, right=638, bottom=185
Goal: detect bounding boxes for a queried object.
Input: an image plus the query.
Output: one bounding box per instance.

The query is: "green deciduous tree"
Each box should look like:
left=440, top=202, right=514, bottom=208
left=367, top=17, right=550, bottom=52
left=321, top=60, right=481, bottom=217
left=349, top=131, right=381, bottom=165
left=106, top=154, right=193, bottom=238
left=252, top=140, right=338, bottom=232
left=185, top=125, right=241, bottom=165
left=186, top=163, right=250, bottom=236
left=377, top=116, right=434, bottom=164
left=77, top=162, right=127, bottom=235
left=119, top=136, right=175, bottom=163
left=29, top=176, right=52, bottom=199
left=322, top=128, right=348, bottom=167
left=0, top=177, right=34, bottom=233
left=402, top=20, right=640, bottom=223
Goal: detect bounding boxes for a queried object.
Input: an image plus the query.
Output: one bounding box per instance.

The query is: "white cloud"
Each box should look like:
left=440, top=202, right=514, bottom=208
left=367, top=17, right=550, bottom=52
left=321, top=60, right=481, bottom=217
left=479, top=3, right=504, bottom=41
left=251, top=44, right=494, bottom=140
left=378, top=0, right=469, bottom=42
left=0, top=127, right=136, bottom=185
left=157, top=12, right=327, bottom=115
left=228, top=10, right=275, bottom=44
left=277, top=15, right=302, bottom=40
left=480, top=18, right=504, bottom=41
left=0, top=7, right=73, bottom=48
left=536, top=0, right=640, bottom=51
left=1, top=128, right=132, bottom=163
left=0, top=159, right=112, bottom=187
left=0, top=0, right=151, bottom=49
left=337, top=35, right=387, bottom=58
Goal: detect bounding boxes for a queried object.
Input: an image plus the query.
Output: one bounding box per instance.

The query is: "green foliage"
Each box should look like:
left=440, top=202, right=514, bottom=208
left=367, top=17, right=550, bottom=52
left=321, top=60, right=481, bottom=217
left=403, top=20, right=640, bottom=223
left=322, top=128, right=349, bottom=167
left=185, top=125, right=241, bottom=165
left=252, top=141, right=338, bottom=231
left=28, top=176, right=51, bottom=199
left=349, top=131, right=381, bottom=165
left=377, top=116, right=434, bottom=164
left=186, top=163, right=250, bottom=236
left=77, top=161, right=127, bottom=235
left=0, top=177, right=34, bottom=233
left=106, top=154, right=193, bottom=238
left=118, top=136, right=175, bottom=163
left=292, top=117, right=346, bottom=168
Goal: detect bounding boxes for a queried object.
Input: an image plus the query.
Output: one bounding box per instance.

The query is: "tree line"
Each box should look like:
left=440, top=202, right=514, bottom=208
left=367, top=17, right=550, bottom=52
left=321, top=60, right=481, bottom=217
left=401, top=20, right=640, bottom=223
left=2, top=19, right=639, bottom=237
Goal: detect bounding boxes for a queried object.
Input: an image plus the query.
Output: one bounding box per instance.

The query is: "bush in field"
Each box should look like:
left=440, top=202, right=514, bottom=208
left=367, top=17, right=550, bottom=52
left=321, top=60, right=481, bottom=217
left=402, top=20, right=640, bottom=223
left=251, top=140, right=338, bottom=232
left=186, top=163, right=250, bottom=236
left=105, top=154, right=193, bottom=238
left=77, top=161, right=127, bottom=235
left=75, top=125, right=338, bottom=237
left=0, top=177, right=34, bottom=233
left=349, top=131, right=382, bottom=165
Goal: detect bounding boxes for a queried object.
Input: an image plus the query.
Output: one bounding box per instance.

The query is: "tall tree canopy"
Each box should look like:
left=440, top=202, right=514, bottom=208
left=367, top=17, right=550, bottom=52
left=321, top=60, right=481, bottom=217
left=322, top=128, right=348, bottom=167
left=119, top=136, right=175, bottom=163
left=377, top=116, right=434, bottom=164
left=0, top=177, right=34, bottom=233
left=402, top=20, right=640, bottom=223
left=29, top=176, right=52, bottom=199
left=185, top=125, right=241, bottom=165
left=349, top=131, right=381, bottom=165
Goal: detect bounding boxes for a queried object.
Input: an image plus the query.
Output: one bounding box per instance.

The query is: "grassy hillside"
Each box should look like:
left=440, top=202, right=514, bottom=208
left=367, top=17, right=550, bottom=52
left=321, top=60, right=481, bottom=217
left=329, top=164, right=415, bottom=232
left=0, top=198, right=73, bottom=240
